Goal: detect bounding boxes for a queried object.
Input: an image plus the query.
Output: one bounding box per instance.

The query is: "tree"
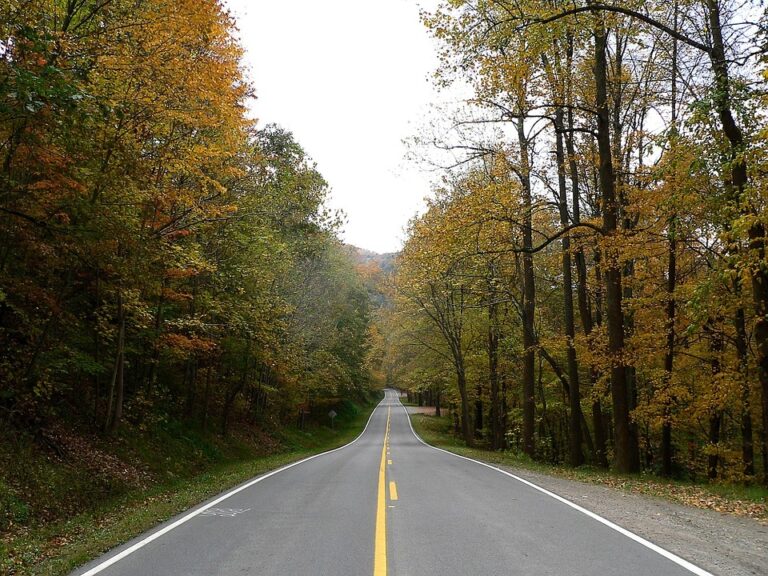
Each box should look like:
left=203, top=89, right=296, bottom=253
left=413, top=0, right=767, bottom=479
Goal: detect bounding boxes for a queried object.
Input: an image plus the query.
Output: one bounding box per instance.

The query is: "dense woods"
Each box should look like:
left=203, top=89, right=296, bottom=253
left=6, top=1, right=767, bottom=574
left=374, top=0, right=768, bottom=483
left=0, top=1, right=373, bottom=456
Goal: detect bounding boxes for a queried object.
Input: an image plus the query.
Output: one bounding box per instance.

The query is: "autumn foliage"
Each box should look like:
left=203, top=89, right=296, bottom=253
left=0, top=2, right=372, bottom=443
left=378, top=0, right=768, bottom=483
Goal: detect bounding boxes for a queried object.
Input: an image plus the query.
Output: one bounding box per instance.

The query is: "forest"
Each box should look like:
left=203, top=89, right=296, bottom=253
left=370, top=0, right=768, bottom=484
left=0, top=0, right=376, bottom=551
left=2, top=1, right=768, bottom=573
left=3, top=2, right=768, bottom=569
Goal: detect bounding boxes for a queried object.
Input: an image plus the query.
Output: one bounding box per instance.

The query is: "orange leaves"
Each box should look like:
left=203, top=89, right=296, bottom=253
left=28, top=176, right=85, bottom=196
left=159, top=333, right=216, bottom=358
left=162, top=229, right=192, bottom=241
left=159, top=287, right=193, bottom=302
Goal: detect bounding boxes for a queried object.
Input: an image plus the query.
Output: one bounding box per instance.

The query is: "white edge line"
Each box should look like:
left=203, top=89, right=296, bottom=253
left=398, top=399, right=714, bottom=576
left=77, top=397, right=385, bottom=576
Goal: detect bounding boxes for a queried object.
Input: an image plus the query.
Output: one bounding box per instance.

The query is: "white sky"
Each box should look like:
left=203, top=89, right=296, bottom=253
left=224, top=0, right=443, bottom=254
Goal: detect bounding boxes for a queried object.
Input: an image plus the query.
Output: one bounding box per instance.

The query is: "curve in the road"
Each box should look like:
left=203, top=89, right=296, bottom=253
left=398, top=400, right=713, bottom=576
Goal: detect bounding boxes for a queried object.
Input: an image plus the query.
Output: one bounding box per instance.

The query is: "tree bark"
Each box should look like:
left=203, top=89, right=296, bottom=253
left=662, top=216, right=677, bottom=477
left=474, top=384, right=484, bottom=437
left=706, top=319, right=725, bottom=480
left=104, top=292, right=125, bottom=434
left=565, top=56, right=607, bottom=466
left=457, top=365, right=472, bottom=446
left=708, top=412, right=722, bottom=480
left=488, top=284, right=503, bottom=450
left=517, top=118, right=537, bottom=458
left=735, top=306, right=754, bottom=476
left=592, top=15, right=639, bottom=473
left=704, top=0, right=768, bottom=485
left=554, top=108, right=584, bottom=467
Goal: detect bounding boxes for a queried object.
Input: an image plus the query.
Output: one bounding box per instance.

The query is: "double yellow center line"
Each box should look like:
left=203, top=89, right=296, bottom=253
left=374, top=406, right=394, bottom=576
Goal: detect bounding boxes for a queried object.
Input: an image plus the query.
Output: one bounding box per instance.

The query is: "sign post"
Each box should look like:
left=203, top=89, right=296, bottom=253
left=328, top=409, right=337, bottom=429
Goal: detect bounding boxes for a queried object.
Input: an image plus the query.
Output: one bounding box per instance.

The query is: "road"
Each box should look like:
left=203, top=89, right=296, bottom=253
left=72, top=389, right=712, bottom=576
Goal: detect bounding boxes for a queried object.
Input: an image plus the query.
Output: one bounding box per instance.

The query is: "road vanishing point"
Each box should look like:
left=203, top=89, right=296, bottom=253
left=72, top=389, right=713, bottom=576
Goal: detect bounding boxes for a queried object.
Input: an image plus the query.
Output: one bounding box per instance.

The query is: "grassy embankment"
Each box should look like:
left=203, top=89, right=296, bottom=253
left=1, top=394, right=380, bottom=576
left=409, top=411, right=768, bottom=523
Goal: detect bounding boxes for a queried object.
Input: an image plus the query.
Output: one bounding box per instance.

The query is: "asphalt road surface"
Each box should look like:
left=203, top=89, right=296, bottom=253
left=72, top=389, right=713, bottom=576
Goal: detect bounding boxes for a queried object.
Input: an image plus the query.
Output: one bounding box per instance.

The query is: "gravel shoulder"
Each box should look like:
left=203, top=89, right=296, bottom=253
left=496, top=464, right=767, bottom=576
left=406, top=407, right=768, bottom=576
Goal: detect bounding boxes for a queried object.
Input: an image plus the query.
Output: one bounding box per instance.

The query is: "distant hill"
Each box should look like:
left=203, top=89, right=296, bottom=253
left=344, top=245, right=398, bottom=308
left=344, top=245, right=398, bottom=274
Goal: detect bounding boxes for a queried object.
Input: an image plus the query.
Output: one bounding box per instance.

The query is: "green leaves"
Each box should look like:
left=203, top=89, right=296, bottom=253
left=0, top=2, right=374, bottom=438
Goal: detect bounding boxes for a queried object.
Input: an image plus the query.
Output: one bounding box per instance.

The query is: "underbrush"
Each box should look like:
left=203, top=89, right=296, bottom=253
left=0, top=392, right=380, bottom=575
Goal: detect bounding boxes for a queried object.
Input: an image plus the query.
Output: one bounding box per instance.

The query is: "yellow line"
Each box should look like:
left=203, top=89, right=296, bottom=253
left=389, top=481, right=398, bottom=501
left=374, top=407, right=390, bottom=576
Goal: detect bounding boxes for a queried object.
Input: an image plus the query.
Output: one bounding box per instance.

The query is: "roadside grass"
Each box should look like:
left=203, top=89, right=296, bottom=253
left=1, top=398, right=379, bottom=576
left=409, top=412, right=768, bottom=524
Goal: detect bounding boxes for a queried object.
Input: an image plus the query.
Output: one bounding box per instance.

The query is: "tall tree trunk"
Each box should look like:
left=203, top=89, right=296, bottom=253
left=566, top=70, right=607, bottom=467
left=706, top=320, right=725, bottom=480
left=474, top=382, right=484, bottom=436
left=540, top=346, right=594, bottom=455
left=109, top=336, right=125, bottom=435
left=704, top=0, right=768, bottom=484
left=708, top=412, right=722, bottom=480
left=104, top=292, right=125, bottom=434
left=184, top=358, right=198, bottom=417
left=613, top=30, right=641, bottom=468
left=92, top=267, right=102, bottom=423
left=661, top=4, right=680, bottom=478
left=221, top=384, right=241, bottom=436
left=145, top=294, right=165, bottom=394
left=202, top=365, right=212, bottom=430
left=457, top=365, right=472, bottom=446
left=554, top=108, right=583, bottom=466
left=570, top=164, right=608, bottom=467
left=592, top=249, right=609, bottom=468
left=518, top=118, right=537, bottom=458
left=222, top=341, right=251, bottom=436
left=184, top=271, right=199, bottom=417
left=488, top=283, right=503, bottom=450
left=662, top=215, right=677, bottom=476
left=501, top=371, right=509, bottom=441
left=735, top=307, right=754, bottom=476
left=593, top=16, right=639, bottom=473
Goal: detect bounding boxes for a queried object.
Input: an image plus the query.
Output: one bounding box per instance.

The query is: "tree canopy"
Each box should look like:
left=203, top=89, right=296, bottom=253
left=373, top=0, right=768, bottom=483
left=0, top=0, right=374, bottom=438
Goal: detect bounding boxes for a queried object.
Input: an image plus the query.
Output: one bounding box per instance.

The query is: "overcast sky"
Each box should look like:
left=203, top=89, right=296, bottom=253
left=223, top=0, right=443, bottom=254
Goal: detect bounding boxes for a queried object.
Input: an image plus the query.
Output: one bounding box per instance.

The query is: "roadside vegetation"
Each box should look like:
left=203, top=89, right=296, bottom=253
left=1, top=396, right=379, bottom=575
left=365, top=0, right=768, bottom=491
left=410, top=411, right=767, bottom=524
left=3, top=0, right=768, bottom=572
left=0, top=2, right=380, bottom=574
